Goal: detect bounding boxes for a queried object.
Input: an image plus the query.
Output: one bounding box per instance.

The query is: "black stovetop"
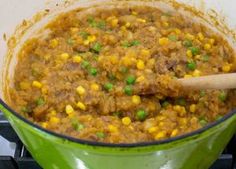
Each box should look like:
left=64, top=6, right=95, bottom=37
left=0, top=112, right=235, bottom=169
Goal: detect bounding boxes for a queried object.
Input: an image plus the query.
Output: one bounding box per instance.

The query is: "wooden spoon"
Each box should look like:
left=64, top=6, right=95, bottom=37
left=178, top=73, right=236, bottom=90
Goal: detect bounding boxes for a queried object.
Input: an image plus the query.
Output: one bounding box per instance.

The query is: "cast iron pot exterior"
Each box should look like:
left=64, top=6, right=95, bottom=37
left=0, top=101, right=236, bottom=169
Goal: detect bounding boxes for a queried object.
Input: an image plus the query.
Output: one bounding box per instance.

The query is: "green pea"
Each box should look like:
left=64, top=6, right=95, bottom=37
left=122, top=41, right=130, bottom=48
left=71, top=119, right=84, bottom=131
left=199, top=119, right=208, bottom=126
left=161, top=101, right=170, bottom=108
left=130, top=40, right=141, bottom=46
left=202, top=55, right=209, bottom=62
left=183, top=40, right=192, bottom=47
left=87, top=16, right=97, bottom=27
left=136, top=110, right=147, bottom=121
left=89, top=68, right=98, bottom=76
left=124, top=85, right=133, bottom=96
left=91, top=42, right=102, bottom=53
left=104, top=83, right=113, bottom=91
left=108, top=73, right=116, bottom=80
left=96, top=132, right=105, bottom=138
left=79, top=31, right=89, bottom=40
left=113, top=111, right=122, bottom=117
left=67, top=38, right=74, bottom=45
left=36, top=98, right=45, bottom=106
left=119, top=66, right=128, bottom=74
left=186, top=61, right=197, bottom=71
left=168, top=35, right=178, bottom=41
left=21, top=106, right=30, bottom=113
left=81, top=61, right=90, bottom=69
left=176, top=98, right=186, bottom=106
left=97, top=20, right=106, bottom=29
left=218, top=91, right=227, bottom=102
left=200, top=90, right=206, bottom=97
left=189, top=47, right=200, bottom=56
left=126, top=75, right=136, bottom=85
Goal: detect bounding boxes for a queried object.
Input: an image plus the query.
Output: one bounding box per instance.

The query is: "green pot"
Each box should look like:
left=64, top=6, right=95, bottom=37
left=0, top=1, right=236, bottom=169
left=1, top=102, right=236, bottom=169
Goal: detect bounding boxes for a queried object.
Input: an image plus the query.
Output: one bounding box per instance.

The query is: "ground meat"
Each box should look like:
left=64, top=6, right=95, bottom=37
left=8, top=6, right=236, bottom=143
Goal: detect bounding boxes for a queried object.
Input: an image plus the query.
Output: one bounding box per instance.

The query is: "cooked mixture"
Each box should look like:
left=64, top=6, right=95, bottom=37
left=9, top=6, right=236, bottom=143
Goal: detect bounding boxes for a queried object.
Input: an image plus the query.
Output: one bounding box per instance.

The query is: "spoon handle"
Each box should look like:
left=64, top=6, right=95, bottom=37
left=178, top=73, right=236, bottom=90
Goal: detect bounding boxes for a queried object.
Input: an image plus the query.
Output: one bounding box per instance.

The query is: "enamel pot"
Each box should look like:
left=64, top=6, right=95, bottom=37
left=0, top=0, right=236, bottom=169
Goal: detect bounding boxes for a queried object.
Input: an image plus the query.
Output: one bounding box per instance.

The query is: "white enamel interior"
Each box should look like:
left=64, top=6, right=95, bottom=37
left=0, top=0, right=236, bottom=101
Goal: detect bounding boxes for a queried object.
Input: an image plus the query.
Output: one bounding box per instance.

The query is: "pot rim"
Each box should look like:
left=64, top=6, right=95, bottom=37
left=1, top=98, right=235, bottom=147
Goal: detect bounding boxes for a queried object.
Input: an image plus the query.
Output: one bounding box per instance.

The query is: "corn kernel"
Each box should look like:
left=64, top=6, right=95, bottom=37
left=180, top=107, right=187, bottom=116
left=190, top=116, right=198, bottom=124
left=49, top=39, right=59, bottom=48
left=60, top=53, right=70, bottom=60
left=194, top=55, right=201, bottom=60
left=87, top=35, right=96, bottom=42
left=122, top=56, right=133, bottom=66
left=222, top=64, right=232, bottom=72
left=76, top=86, right=86, bottom=96
left=190, top=104, right=197, bottom=113
left=68, top=113, right=75, bottom=118
left=141, top=49, right=150, bottom=57
left=179, top=118, right=187, bottom=125
left=50, top=110, right=57, bottom=116
left=125, top=22, right=131, bottom=27
left=186, top=33, right=195, bottom=40
left=121, top=26, right=126, bottom=31
left=70, top=27, right=79, bottom=34
left=163, top=22, right=169, bottom=27
left=77, top=102, right=86, bottom=110
left=137, top=60, right=145, bottom=70
left=49, top=117, right=60, bottom=124
left=197, top=33, right=204, bottom=41
left=147, top=58, right=155, bottom=67
left=158, top=122, right=165, bottom=127
left=174, top=28, right=181, bottom=35
left=32, top=81, right=42, bottom=88
left=173, top=105, right=186, bottom=116
left=110, top=55, right=118, bottom=64
left=148, top=127, right=158, bottom=134
left=186, top=50, right=193, bottom=58
left=156, top=115, right=166, bottom=121
left=209, top=38, right=215, bottom=45
left=108, top=125, right=118, bottom=133
left=111, top=18, right=119, bottom=27
left=83, top=40, right=90, bottom=46
left=132, top=11, right=138, bottom=15
left=159, top=37, right=169, bottom=46
left=66, top=105, right=74, bottom=115
left=20, top=82, right=30, bottom=90
left=44, top=54, right=51, bottom=61
left=132, top=95, right=141, bottom=105
left=137, top=18, right=146, bottom=23
left=41, top=122, right=48, bottom=128
left=136, top=75, right=145, bottom=83
left=41, top=87, right=48, bottom=94
left=154, top=131, right=167, bottom=140
left=122, top=117, right=131, bottom=126
left=173, top=105, right=181, bottom=111
left=170, top=129, right=179, bottom=137
left=91, top=83, right=100, bottom=91
left=72, top=56, right=82, bottom=63
left=192, top=69, right=201, bottom=77
left=184, top=74, right=193, bottom=78
left=204, top=43, right=211, bottom=50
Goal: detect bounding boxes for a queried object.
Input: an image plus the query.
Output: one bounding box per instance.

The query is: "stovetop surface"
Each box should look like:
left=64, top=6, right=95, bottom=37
left=0, top=112, right=235, bottom=169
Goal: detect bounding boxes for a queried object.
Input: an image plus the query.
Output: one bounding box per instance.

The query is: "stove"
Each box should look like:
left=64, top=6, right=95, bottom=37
left=0, top=112, right=235, bottom=169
